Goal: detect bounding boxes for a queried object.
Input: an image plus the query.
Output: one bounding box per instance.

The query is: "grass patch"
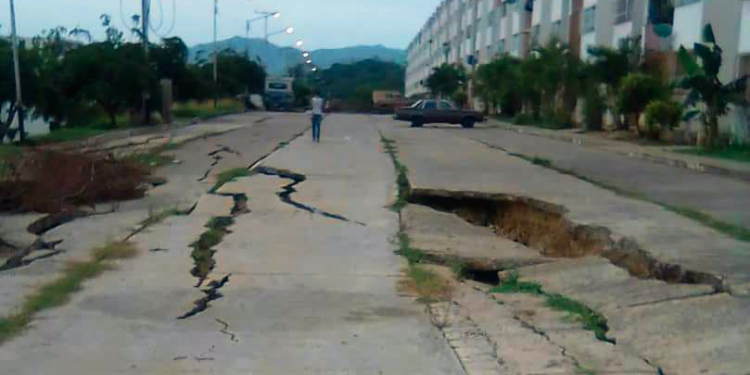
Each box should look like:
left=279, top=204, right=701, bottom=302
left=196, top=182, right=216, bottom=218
left=211, top=167, right=252, bottom=193
left=0, top=144, right=21, bottom=159
left=0, top=241, right=137, bottom=344
left=140, top=208, right=188, bottom=228
left=394, top=231, right=427, bottom=265
left=30, top=127, right=109, bottom=144
left=490, top=270, right=613, bottom=343
left=676, top=144, right=750, bottom=163
left=545, top=293, right=611, bottom=343
left=173, top=99, right=244, bottom=119
left=380, top=134, right=411, bottom=212
left=128, top=152, right=175, bottom=169
left=400, top=265, right=453, bottom=302
left=489, top=270, right=543, bottom=295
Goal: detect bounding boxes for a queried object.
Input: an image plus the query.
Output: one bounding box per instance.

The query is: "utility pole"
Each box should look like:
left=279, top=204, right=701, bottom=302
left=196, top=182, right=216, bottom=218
left=213, top=0, right=219, bottom=109
left=141, top=0, right=152, bottom=125
left=142, top=0, right=150, bottom=56
left=246, top=20, right=251, bottom=58
left=9, top=0, right=25, bottom=142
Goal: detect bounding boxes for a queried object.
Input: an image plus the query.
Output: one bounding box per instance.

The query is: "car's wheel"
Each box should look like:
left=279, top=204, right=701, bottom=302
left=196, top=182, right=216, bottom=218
left=461, top=117, right=476, bottom=128
left=410, top=117, right=425, bottom=128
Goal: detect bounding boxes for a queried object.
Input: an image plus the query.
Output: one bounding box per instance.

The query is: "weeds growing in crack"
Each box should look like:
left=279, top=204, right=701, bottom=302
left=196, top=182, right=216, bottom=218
left=380, top=134, right=411, bottom=212
left=0, top=241, right=137, bottom=344
left=210, top=168, right=252, bottom=193
left=490, top=270, right=613, bottom=343
left=399, top=265, right=453, bottom=303
left=190, top=217, right=234, bottom=287
left=140, top=208, right=189, bottom=228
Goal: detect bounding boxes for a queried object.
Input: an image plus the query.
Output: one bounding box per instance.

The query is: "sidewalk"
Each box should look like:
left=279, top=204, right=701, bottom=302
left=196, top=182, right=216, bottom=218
left=490, top=120, right=750, bottom=182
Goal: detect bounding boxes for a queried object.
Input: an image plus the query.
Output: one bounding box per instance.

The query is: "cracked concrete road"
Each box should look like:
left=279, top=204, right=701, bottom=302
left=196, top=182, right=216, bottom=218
left=0, top=114, right=466, bottom=375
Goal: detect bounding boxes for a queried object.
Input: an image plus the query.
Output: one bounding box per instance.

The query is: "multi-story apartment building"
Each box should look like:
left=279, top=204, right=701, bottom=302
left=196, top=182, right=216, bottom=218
left=406, top=0, right=750, bottom=103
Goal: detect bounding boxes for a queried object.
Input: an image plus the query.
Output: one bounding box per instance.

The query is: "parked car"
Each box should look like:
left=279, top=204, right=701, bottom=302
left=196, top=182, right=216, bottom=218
left=394, top=99, right=484, bottom=128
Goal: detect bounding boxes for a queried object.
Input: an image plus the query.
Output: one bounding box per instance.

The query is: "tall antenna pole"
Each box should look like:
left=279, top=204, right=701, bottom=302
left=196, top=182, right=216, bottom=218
left=9, top=0, right=25, bottom=141
left=213, top=0, right=219, bottom=109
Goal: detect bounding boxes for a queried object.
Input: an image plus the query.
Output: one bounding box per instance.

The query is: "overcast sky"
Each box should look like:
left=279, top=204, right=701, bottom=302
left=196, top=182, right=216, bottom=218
left=3, top=0, right=437, bottom=50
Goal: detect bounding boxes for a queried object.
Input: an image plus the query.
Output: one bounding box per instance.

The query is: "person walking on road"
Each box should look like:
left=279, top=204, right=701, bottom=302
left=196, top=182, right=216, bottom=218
left=311, top=92, right=325, bottom=143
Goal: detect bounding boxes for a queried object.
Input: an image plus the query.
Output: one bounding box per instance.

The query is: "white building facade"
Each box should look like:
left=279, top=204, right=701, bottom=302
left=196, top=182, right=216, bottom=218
left=406, top=0, right=750, bottom=103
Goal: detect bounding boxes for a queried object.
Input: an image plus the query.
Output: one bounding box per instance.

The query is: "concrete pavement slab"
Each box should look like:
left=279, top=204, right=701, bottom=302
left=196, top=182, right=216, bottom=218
left=403, top=204, right=552, bottom=269
left=378, top=120, right=750, bottom=294
left=515, top=257, right=715, bottom=312
left=608, top=293, right=750, bottom=375
left=0, top=114, right=467, bottom=375
left=451, top=126, right=750, bottom=231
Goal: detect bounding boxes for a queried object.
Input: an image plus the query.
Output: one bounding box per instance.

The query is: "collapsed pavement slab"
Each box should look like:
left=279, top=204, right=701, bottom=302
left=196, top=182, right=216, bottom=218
left=402, top=204, right=552, bottom=270
left=516, top=257, right=715, bottom=313
left=378, top=122, right=750, bottom=295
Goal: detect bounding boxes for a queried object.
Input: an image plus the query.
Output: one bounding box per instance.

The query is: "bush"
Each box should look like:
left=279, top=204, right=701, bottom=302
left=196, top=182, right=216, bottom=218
left=618, top=73, right=667, bottom=131
left=512, top=113, right=535, bottom=125
left=644, top=100, right=683, bottom=139
left=583, top=87, right=606, bottom=131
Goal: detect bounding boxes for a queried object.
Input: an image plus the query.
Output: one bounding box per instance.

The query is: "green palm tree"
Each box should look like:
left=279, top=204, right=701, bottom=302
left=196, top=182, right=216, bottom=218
left=675, top=24, right=748, bottom=148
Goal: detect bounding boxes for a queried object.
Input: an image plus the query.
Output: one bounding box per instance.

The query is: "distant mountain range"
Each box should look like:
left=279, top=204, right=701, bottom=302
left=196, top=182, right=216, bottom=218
left=189, top=37, right=406, bottom=75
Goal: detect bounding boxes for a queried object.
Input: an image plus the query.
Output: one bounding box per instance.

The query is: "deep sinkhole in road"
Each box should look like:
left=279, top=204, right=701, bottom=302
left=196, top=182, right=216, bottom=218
left=407, top=189, right=724, bottom=290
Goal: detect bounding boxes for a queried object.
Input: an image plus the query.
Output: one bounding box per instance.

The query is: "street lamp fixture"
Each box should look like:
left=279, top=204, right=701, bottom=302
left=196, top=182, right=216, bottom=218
left=306, top=59, right=312, bottom=64
left=272, top=12, right=281, bottom=18
left=295, top=40, right=304, bottom=48
left=311, top=67, right=318, bottom=72
left=267, top=26, right=294, bottom=38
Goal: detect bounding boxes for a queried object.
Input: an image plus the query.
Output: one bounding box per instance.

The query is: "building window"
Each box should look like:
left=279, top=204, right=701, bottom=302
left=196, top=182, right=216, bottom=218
left=512, top=34, right=521, bottom=56
left=615, top=0, right=633, bottom=24
left=582, top=6, right=596, bottom=34
left=551, top=20, right=562, bottom=37
left=531, top=25, right=541, bottom=47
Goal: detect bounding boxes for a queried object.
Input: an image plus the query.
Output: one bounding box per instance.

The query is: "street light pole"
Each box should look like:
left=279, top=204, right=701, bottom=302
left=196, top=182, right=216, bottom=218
left=213, top=0, right=219, bottom=109
left=141, top=0, right=152, bottom=124
left=9, top=0, right=25, bottom=141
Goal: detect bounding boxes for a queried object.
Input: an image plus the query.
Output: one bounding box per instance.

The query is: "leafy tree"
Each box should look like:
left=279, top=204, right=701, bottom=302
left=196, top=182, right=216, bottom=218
left=618, top=73, right=668, bottom=134
left=199, top=50, right=266, bottom=98
left=474, top=54, right=522, bottom=115
left=676, top=24, right=748, bottom=148
left=0, top=39, right=41, bottom=142
left=293, top=80, right=312, bottom=107
left=586, top=37, right=642, bottom=129
left=426, top=63, right=466, bottom=99
left=57, top=17, right=152, bottom=127
left=314, top=59, right=404, bottom=100
left=31, top=27, right=84, bottom=131
left=644, top=100, right=682, bottom=140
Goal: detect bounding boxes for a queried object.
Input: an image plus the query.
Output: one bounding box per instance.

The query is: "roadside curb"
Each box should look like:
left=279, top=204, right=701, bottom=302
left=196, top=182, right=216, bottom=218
left=491, top=121, right=750, bottom=183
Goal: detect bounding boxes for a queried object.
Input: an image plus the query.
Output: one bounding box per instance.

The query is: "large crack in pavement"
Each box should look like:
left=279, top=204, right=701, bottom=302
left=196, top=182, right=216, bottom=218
left=177, top=194, right=247, bottom=319
left=177, top=274, right=232, bottom=320
left=253, top=166, right=366, bottom=226
left=408, top=188, right=726, bottom=292
left=198, top=145, right=242, bottom=182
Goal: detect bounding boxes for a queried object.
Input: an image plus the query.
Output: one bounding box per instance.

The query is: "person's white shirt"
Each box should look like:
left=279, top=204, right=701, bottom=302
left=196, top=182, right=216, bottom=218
left=312, top=96, right=324, bottom=115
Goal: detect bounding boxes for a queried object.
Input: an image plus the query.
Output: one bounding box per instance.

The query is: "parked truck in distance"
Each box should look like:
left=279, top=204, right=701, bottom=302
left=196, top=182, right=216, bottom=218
left=372, top=90, right=413, bottom=114
left=264, top=77, right=295, bottom=111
